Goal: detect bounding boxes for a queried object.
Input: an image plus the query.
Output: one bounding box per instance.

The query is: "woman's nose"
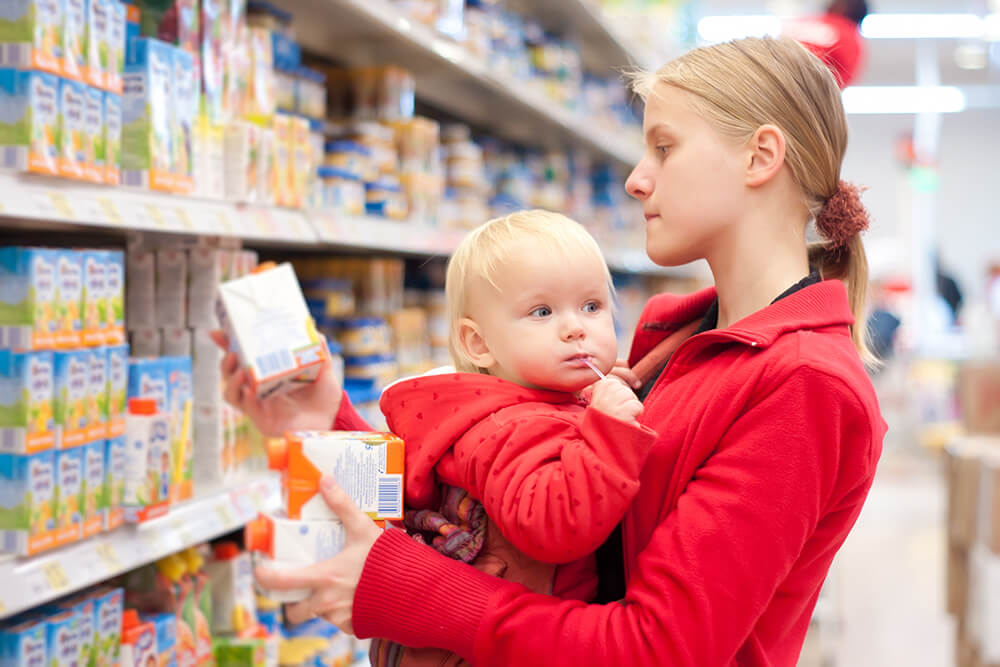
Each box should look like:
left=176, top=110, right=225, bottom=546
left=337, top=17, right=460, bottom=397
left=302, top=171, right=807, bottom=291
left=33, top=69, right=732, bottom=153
left=625, top=162, right=652, bottom=201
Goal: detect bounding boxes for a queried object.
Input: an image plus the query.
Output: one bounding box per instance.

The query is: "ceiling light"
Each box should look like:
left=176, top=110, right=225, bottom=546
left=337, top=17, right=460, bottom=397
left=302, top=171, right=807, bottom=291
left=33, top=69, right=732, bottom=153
left=697, top=15, right=784, bottom=43
left=842, top=86, right=966, bottom=114
left=955, top=43, right=988, bottom=69
left=860, top=13, right=985, bottom=39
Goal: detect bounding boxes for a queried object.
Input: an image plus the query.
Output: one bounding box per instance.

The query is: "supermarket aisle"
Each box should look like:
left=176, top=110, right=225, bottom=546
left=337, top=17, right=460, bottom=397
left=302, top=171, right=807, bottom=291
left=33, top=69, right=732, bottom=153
left=828, top=446, right=955, bottom=666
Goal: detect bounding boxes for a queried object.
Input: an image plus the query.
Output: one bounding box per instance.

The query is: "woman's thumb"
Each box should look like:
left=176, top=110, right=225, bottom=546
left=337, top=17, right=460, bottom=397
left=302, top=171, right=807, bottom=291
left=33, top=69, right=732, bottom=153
left=319, top=475, right=372, bottom=536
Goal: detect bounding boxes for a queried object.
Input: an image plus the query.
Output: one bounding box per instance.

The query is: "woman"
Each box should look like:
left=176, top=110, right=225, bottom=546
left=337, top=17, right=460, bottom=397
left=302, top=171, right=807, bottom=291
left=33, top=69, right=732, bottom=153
left=218, top=37, right=886, bottom=665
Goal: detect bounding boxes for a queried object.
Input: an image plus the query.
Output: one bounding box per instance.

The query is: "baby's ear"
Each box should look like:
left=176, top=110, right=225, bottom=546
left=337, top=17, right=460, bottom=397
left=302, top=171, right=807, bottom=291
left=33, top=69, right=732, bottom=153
left=456, top=318, right=495, bottom=370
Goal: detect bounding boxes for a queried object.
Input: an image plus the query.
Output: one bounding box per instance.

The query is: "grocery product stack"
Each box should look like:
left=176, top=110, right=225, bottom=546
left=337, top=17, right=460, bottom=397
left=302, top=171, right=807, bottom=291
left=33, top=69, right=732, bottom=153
left=942, top=359, right=1000, bottom=667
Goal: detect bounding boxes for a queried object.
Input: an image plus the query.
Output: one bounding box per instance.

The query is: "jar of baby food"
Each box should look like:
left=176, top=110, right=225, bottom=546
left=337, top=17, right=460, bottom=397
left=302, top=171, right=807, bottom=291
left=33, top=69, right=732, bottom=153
left=296, top=68, right=327, bottom=120
left=334, top=317, right=392, bottom=357
left=317, top=167, right=365, bottom=217
left=344, top=354, right=399, bottom=392
left=274, top=66, right=297, bottom=111
left=365, top=179, right=408, bottom=220
left=349, top=122, right=398, bottom=175
left=301, top=278, right=356, bottom=317
left=323, top=140, right=373, bottom=182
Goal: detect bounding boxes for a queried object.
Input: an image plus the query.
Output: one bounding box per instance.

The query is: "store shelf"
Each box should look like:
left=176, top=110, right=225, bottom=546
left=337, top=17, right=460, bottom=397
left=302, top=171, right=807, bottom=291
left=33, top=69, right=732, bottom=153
left=507, top=0, right=659, bottom=73
left=0, top=172, right=319, bottom=246
left=282, top=0, right=643, bottom=168
left=0, top=474, right=280, bottom=621
left=311, top=212, right=467, bottom=257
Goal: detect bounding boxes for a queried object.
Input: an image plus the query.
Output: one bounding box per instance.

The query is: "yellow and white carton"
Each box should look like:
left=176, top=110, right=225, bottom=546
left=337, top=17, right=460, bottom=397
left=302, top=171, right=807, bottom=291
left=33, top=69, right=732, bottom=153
left=245, top=513, right=347, bottom=603
left=214, top=263, right=327, bottom=400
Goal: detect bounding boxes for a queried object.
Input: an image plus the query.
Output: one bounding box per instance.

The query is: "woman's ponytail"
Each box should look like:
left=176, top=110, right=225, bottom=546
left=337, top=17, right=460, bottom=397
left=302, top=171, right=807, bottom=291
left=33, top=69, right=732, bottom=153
left=809, top=180, right=877, bottom=367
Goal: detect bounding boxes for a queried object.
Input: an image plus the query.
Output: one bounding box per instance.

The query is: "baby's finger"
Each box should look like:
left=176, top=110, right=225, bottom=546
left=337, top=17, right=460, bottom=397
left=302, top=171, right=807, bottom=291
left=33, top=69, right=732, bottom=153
left=609, top=365, right=641, bottom=390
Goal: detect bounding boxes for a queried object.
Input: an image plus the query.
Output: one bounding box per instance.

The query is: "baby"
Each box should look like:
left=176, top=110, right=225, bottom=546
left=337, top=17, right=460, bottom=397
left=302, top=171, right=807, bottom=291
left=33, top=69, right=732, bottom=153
left=371, top=210, right=656, bottom=667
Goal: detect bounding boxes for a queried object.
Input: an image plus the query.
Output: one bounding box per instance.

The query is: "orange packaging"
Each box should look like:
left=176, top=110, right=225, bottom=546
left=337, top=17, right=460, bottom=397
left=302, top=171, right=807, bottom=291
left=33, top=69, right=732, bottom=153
left=269, top=431, right=404, bottom=522
left=120, top=610, right=158, bottom=667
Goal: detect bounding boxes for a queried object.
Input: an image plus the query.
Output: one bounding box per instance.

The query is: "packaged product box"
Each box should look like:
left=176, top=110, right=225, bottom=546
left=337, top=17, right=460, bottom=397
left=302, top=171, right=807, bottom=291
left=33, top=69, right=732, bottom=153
left=977, top=450, right=1000, bottom=555
left=44, top=609, right=81, bottom=667
left=81, top=438, right=104, bottom=536
left=0, top=0, right=64, bottom=75
left=121, top=37, right=173, bottom=190
left=120, top=610, right=158, bottom=667
left=192, top=404, right=222, bottom=484
left=81, top=249, right=108, bottom=346
left=63, top=0, right=86, bottom=80
left=222, top=120, right=259, bottom=202
left=212, top=637, right=267, bottom=667
left=122, top=395, right=171, bottom=522
left=289, top=114, right=310, bottom=209
left=172, top=47, right=196, bottom=194
left=271, top=113, right=290, bottom=206
left=161, top=327, right=191, bottom=357
left=0, top=69, right=61, bottom=175
left=0, top=617, right=47, bottom=665
left=192, top=114, right=225, bottom=199
left=256, top=126, right=275, bottom=205
left=125, top=247, right=155, bottom=331
left=82, top=83, right=105, bottom=182
left=89, top=587, right=124, bottom=666
left=959, top=361, right=1000, bottom=435
left=86, top=345, right=108, bottom=441
left=106, top=343, right=128, bottom=436
left=199, top=0, right=224, bottom=124
left=129, top=328, right=161, bottom=358
left=57, top=596, right=96, bottom=665
left=104, top=249, right=125, bottom=344
left=136, top=0, right=198, bottom=54
left=106, top=0, right=125, bottom=93
left=0, top=349, right=55, bottom=454
left=270, top=431, right=404, bottom=521
left=58, top=77, right=87, bottom=179
left=246, top=513, right=347, bottom=602
left=127, top=356, right=168, bottom=411
left=220, top=13, right=247, bottom=124
left=140, top=613, right=176, bottom=667
left=123, top=2, right=139, bottom=61
left=205, top=542, right=256, bottom=635
left=54, top=249, right=83, bottom=348
left=187, top=247, right=222, bottom=328
left=53, top=443, right=83, bottom=545
left=155, top=248, right=187, bottom=328
left=84, top=0, right=109, bottom=88
left=103, top=91, right=122, bottom=183
left=54, top=349, right=91, bottom=449
left=164, top=355, right=192, bottom=501
left=0, top=449, right=56, bottom=555
left=215, top=263, right=328, bottom=400
left=0, top=248, right=58, bottom=351
left=191, top=328, right=221, bottom=406
left=103, top=434, right=125, bottom=529
left=244, top=26, right=274, bottom=125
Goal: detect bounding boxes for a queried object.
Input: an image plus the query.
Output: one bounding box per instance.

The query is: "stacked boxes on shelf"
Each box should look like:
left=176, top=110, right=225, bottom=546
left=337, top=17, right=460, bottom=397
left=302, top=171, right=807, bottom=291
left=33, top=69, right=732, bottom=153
left=0, top=246, right=126, bottom=557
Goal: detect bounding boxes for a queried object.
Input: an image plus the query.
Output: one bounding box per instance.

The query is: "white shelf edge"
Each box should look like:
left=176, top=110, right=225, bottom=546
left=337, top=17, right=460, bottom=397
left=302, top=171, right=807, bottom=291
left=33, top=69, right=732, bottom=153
left=554, top=0, right=661, bottom=71
left=0, top=473, right=280, bottom=621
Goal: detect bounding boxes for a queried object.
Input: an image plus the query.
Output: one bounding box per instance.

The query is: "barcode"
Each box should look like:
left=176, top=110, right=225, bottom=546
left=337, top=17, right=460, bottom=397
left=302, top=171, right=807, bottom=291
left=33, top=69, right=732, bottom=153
left=255, top=349, right=294, bottom=376
left=377, top=475, right=402, bottom=517
left=1, top=146, right=25, bottom=170
left=122, top=171, right=147, bottom=188
left=0, top=44, right=31, bottom=67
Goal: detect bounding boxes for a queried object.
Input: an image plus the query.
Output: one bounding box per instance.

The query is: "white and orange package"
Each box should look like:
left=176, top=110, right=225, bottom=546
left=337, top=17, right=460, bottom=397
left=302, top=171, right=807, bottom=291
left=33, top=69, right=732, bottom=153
left=268, top=431, right=404, bottom=522
left=245, top=513, right=347, bottom=602
left=214, top=262, right=328, bottom=401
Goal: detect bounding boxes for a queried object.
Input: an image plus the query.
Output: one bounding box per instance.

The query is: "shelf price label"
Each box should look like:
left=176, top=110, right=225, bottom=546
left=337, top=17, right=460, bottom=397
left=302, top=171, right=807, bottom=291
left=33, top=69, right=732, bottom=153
left=145, top=204, right=166, bottom=228
left=173, top=206, right=194, bottom=230
left=171, top=518, right=195, bottom=545
left=97, top=197, right=123, bottom=224
left=42, top=561, right=70, bottom=593
left=95, top=543, right=121, bottom=572
left=48, top=192, right=76, bottom=219
left=216, top=505, right=235, bottom=527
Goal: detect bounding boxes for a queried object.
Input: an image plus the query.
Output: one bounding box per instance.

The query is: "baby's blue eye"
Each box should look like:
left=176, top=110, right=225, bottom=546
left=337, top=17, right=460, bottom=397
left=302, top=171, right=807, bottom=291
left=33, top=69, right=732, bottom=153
left=531, top=306, right=552, bottom=317
left=583, top=301, right=600, bottom=313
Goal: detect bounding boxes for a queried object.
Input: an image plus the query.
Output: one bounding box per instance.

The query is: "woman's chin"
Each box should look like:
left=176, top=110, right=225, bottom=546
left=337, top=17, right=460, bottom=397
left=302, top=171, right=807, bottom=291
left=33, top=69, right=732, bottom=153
left=645, top=240, right=696, bottom=267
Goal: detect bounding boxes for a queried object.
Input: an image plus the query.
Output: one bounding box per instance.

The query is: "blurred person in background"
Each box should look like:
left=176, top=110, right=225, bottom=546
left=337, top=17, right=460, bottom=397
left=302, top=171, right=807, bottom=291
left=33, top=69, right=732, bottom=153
left=786, top=0, right=870, bottom=87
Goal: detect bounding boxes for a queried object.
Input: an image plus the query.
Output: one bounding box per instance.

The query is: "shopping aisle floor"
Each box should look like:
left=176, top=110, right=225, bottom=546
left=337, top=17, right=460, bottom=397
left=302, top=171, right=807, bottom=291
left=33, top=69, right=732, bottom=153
left=821, top=446, right=955, bottom=666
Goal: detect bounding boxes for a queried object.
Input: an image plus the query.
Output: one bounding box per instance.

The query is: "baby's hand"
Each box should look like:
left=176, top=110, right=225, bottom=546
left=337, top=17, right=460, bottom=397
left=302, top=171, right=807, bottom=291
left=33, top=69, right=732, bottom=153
left=589, top=377, right=643, bottom=424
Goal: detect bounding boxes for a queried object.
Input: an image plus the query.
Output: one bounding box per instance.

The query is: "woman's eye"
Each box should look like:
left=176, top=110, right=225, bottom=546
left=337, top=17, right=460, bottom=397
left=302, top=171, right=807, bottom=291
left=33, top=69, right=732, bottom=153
left=656, top=146, right=669, bottom=157
left=530, top=306, right=552, bottom=317
left=583, top=301, right=600, bottom=313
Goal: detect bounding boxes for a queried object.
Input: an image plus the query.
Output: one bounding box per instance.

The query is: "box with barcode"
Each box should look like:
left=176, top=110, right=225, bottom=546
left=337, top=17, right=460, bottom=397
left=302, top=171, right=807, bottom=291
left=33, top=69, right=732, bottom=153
left=214, top=263, right=328, bottom=400
left=0, top=69, right=61, bottom=176
left=0, top=1, right=64, bottom=76
left=269, top=431, right=404, bottom=522
left=121, top=37, right=173, bottom=191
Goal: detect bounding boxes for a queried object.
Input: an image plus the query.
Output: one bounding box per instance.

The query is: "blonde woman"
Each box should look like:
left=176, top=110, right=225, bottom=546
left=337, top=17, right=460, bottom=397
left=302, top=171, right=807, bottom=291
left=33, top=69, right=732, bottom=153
left=223, top=38, right=886, bottom=666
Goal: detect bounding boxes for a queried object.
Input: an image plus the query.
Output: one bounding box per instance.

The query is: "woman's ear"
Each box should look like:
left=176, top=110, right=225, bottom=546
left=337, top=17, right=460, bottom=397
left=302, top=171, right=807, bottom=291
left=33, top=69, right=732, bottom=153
left=746, top=124, right=787, bottom=187
left=456, top=318, right=495, bottom=370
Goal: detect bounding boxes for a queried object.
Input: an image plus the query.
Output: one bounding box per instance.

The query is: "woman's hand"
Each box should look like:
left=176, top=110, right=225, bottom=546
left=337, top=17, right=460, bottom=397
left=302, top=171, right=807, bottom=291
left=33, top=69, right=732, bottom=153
left=609, top=359, right=642, bottom=390
left=254, top=476, right=382, bottom=633
left=210, top=330, right=343, bottom=438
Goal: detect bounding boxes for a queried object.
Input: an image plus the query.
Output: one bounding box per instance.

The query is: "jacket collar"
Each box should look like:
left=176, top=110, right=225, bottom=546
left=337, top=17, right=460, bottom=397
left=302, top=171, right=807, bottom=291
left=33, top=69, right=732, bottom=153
left=630, top=279, right=854, bottom=365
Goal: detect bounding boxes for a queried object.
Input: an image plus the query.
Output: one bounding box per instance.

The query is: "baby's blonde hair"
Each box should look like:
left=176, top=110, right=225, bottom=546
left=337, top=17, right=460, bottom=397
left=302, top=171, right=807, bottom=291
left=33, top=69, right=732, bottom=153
left=446, top=210, right=613, bottom=374
left=628, top=37, right=874, bottom=365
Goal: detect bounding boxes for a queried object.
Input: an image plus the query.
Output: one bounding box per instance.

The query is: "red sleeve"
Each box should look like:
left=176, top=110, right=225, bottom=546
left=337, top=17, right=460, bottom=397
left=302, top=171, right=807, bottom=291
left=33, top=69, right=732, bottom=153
left=332, top=392, right=372, bottom=431
left=353, top=367, right=878, bottom=665
left=453, top=407, right=656, bottom=564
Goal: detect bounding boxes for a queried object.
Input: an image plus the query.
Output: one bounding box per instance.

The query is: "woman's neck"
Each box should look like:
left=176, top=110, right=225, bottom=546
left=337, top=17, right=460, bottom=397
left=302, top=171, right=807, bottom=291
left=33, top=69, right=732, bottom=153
left=708, top=213, right=811, bottom=331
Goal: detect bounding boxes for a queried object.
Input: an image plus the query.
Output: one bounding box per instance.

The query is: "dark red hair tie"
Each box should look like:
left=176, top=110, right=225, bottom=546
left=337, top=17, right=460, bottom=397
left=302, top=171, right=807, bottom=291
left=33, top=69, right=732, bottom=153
left=816, top=180, right=870, bottom=248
